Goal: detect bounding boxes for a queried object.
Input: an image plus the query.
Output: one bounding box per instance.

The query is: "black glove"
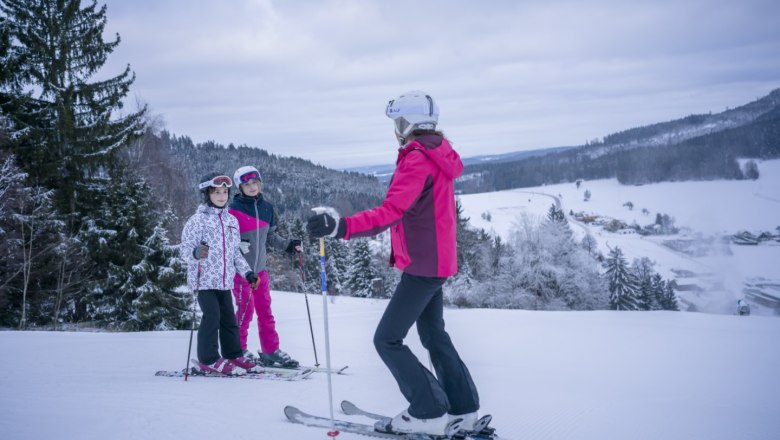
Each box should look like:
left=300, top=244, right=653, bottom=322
left=193, top=242, right=209, bottom=259
left=245, top=271, right=259, bottom=288
left=307, top=213, right=347, bottom=239
left=285, top=239, right=302, bottom=254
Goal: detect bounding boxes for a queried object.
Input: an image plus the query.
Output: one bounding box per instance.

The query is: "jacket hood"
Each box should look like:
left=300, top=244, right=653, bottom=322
left=400, top=134, right=463, bottom=180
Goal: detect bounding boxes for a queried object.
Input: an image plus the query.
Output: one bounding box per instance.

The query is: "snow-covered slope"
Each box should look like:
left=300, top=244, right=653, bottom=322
left=1, top=291, right=778, bottom=440
left=459, top=160, right=780, bottom=315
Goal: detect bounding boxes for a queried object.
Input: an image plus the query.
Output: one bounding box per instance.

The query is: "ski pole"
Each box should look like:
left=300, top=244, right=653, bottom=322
left=296, top=248, right=320, bottom=367
left=184, top=259, right=202, bottom=381
left=319, top=237, right=339, bottom=438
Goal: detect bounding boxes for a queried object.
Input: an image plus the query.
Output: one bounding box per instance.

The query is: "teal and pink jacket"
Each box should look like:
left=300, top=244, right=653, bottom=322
left=229, top=193, right=288, bottom=274
left=343, top=134, right=463, bottom=278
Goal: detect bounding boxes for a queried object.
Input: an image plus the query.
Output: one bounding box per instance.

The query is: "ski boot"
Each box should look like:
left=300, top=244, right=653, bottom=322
left=256, top=348, right=300, bottom=368
left=196, top=357, right=246, bottom=376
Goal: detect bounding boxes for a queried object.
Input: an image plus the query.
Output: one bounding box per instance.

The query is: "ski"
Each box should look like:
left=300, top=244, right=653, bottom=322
left=154, top=368, right=312, bottom=380
left=285, top=406, right=463, bottom=440
left=304, top=365, right=349, bottom=375
left=251, top=361, right=348, bottom=375
left=341, top=400, right=497, bottom=440
left=155, top=360, right=313, bottom=381
left=247, top=353, right=349, bottom=374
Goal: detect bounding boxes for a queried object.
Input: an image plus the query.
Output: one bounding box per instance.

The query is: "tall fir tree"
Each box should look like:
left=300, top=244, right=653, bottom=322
left=546, top=203, right=566, bottom=223
left=655, top=276, right=679, bottom=311
left=345, top=239, right=379, bottom=298
left=0, top=0, right=145, bottom=225
left=604, top=246, right=639, bottom=311
left=632, top=257, right=657, bottom=311
left=325, top=237, right=350, bottom=294
left=125, top=209, right=190, bottom=330
left=78, top=171, right=182, bottom=327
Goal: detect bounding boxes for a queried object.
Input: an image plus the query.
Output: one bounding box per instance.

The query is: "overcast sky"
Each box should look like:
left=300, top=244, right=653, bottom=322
left=101, top=0, right=780, bottom=169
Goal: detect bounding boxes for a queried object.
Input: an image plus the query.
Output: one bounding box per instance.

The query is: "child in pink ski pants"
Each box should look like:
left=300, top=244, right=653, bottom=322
left=228, top=166, right=301, bottom=366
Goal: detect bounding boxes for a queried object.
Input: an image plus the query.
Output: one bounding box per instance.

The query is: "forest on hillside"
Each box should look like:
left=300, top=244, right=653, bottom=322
left=457, top=90, right=780, bottom=193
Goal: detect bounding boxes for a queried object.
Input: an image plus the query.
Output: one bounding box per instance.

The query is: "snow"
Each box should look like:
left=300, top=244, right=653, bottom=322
left=459, top=159, right=780, bottom=315
left=1, top=291, right=779, bottom=440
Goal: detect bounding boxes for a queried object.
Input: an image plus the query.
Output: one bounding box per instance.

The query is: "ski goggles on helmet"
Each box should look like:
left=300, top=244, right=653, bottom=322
left=198, top=175, right=233, bottom=189
left=238, top=171, right=261, bottom=184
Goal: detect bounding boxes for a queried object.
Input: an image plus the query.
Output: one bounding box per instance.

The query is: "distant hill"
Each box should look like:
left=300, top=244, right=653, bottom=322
left=346, top=145, right=574, bottom=184
left=132, top=131, right=385, bottom=237
left=456, top=88, right=780, bottom=193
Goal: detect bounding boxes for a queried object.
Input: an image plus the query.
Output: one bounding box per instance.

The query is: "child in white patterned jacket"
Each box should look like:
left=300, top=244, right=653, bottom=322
left=180, top=172, right=263, bottom=376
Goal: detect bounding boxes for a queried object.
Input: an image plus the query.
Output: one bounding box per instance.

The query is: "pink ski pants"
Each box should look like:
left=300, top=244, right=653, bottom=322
left=232, top=271, right=279, bottom=354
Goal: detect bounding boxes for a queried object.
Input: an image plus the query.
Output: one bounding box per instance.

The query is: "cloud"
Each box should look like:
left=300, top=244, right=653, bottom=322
left=101, top=0, right=780, bottom=168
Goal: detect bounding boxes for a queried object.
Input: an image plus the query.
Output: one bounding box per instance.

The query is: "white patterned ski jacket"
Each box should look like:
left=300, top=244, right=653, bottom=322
left=181, top=204, right=253, bottom=291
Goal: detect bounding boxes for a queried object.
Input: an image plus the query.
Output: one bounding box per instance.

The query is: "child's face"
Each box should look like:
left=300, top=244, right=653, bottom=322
left=209, top=186, right=229, bottom=207
left=240, top=179, right=261, bottom=197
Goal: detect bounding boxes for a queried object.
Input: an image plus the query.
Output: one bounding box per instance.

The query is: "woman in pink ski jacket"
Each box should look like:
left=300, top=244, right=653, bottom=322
left=307, top=91, right=480, bottom=437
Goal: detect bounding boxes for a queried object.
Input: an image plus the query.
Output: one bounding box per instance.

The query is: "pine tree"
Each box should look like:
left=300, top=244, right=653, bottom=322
left=0, top=0, right=145, bottom=224
left=326, top=237, right=350, bottom=294
left=632, top=257, right=657, bottom=311
left=126, top=209, right=190, bottom=330
left=79, top=171, right=176, bottom=327
left=604, top=247, right=639, bottom=310
left=546, top=203, right=565, bottom=223
left=345, top=239, right=378, bottom=298
left=656, top=277, right=679, bottom=311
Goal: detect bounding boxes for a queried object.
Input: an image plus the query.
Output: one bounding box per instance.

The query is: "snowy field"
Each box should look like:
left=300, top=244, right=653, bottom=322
left=2, top=291, right=779, bottom=440
left=458, top=159, right=780, bottom=315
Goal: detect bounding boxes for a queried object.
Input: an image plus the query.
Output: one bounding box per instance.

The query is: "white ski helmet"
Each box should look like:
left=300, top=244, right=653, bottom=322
left=233, top=165, right=261, bottom=189
left=385, top=90, right=439, bottom=139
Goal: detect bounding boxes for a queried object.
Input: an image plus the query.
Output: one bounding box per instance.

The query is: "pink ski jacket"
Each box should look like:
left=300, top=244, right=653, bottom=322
left=344, top=134, right=463, bottom=278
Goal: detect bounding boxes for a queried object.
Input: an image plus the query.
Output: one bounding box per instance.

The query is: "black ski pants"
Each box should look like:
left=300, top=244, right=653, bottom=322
left=197, top=289, right=243, bottom=365
left=373, top=273, right=480, bottom=419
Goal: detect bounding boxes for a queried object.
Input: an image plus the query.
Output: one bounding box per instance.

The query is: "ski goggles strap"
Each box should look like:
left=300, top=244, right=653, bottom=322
left=198, top=175, right=233, bottom=189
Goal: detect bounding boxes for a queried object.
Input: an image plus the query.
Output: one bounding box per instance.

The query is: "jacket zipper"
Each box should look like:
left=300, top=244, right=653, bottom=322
left=254, top=200, right=260, bottom=274
left=219, top=211, right=227, bottom=289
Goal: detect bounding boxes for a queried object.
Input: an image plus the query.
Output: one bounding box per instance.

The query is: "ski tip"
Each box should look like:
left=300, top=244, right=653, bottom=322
left=340, top=400, right=356, bottom=413
left=283, top=405, right=299, bottom=421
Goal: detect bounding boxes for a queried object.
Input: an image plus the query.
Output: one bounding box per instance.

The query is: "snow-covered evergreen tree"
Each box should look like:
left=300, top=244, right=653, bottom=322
left=126, top=209, right=190, bottom=330
left=604, top=247, right=639, bottom=310
left=345, top=239, right=379, bottom=298
left=632, top=257, right=658, bottom=311
left=326, top=237, right=350, bottom=294
left=80, top=171, right=183, bottom=328
left=654, top=275, right=679, bottom=311
left=0, top=0, right=145, bottom=223
left=546, top=203, right=565, bottom=223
